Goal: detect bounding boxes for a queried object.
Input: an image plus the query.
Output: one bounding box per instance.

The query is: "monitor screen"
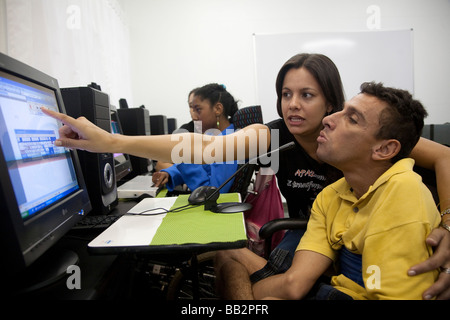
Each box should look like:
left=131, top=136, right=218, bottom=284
left=0, top=71, right=80, bottom=221
left=110, top=106, right=132, bottom=181
left=0, top=53, right=91, bottom=279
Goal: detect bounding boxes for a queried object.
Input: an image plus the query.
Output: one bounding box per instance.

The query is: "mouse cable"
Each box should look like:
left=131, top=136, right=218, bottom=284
left=168, top=203, right=201, bottom=213
left=126, top=207, right=169, bottom=216
left=128, top=203, right=201, bottom=216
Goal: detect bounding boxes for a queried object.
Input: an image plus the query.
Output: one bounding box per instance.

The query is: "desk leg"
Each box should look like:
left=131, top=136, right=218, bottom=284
left=191, top=254, right=199, bottom=300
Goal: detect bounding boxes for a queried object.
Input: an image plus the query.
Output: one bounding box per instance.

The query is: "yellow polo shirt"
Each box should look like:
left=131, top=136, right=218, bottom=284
left=297, top=158, right=440, bottom=300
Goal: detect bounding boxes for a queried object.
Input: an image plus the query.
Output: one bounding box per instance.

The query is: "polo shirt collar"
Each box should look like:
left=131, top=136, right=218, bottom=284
left=333, top=158, right=415, bottom=202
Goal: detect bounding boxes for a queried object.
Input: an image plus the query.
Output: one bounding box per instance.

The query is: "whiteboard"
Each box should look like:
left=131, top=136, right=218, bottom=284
left=253, top=30, right=414, bottom=122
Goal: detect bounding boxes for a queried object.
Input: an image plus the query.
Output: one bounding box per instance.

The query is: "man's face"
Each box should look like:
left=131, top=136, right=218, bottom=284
left=316, top=93, right=388, bottom=171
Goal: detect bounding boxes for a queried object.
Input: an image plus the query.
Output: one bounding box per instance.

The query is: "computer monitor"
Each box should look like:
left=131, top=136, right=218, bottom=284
left=150, top=115, right=168, bottom=135
left=110, top=106, right=132, bottom=182
left=167, top=118, right=177, bottom=134
left=0, top=53, right=91, bottom=289
left=117, top=107, right=152, bottom=177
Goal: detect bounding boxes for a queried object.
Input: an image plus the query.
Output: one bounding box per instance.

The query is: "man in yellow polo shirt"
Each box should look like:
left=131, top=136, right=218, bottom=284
left=253, top=82, right=440, bottom=300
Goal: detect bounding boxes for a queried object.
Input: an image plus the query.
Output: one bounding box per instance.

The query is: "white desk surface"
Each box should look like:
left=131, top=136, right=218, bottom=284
left=88, top=197, right=176, bottom=248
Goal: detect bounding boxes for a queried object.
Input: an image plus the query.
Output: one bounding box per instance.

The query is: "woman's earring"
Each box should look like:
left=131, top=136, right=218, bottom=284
left=216, top=116, right=220, bottom=128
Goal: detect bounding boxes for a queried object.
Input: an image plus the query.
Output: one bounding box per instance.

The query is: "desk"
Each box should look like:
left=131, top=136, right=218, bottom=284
left=88, top=193, right=247, bottom=299
left=10, top=195, right=246, bottom=300
left=88, top=193, right=247, bottom=255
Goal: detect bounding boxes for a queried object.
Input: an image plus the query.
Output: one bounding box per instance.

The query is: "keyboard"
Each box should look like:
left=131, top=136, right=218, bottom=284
left=72, top=214, right=121, bottom=230
left=117, top=175, right=161, bottom=199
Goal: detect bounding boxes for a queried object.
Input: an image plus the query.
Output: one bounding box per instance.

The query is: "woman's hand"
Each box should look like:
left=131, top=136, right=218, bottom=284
left=41, top=107, right=115, bottom=153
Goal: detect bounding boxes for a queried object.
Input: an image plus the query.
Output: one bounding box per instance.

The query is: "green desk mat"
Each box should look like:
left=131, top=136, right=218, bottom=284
left=150, top=193, right=246, bottom=246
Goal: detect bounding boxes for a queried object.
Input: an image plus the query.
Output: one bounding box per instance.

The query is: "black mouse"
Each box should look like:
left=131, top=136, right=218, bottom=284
left=188, top=186, right=219, bottom=205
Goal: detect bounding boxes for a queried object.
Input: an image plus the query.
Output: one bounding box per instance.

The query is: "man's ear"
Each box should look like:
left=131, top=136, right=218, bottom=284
left=372, top=139, right=401, bottom=161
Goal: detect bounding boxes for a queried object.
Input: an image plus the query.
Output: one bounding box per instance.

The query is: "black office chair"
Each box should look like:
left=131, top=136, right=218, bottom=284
left=232, top=105, right=263, bottom=130
left=258, top=218, right=308, bottom=260
left=258, top=163, right=442, bottom=260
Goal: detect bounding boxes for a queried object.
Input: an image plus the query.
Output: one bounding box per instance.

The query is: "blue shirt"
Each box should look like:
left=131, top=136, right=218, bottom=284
left=162, top=124, right=238, bottom=193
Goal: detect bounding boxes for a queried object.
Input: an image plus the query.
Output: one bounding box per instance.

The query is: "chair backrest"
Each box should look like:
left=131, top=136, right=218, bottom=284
left=413, top=165, right=439, bottom=205
left=232, top=105, right=263, bottom=129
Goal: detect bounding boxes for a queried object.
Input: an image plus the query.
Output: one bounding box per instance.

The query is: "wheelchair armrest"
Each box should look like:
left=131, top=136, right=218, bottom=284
left=259, top=218, right=308, bottom=240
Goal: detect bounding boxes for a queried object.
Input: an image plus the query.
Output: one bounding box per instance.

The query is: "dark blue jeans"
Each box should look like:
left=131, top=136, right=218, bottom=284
left=312, top=283, right=353, bottom=300
left=250, top=229, right=353, bottom=300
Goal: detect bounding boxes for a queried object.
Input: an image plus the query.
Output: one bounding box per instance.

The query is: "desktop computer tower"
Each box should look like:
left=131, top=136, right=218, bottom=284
left=150, top=115, right=168, bottom=135
left=61, top=87, right=118, bottom=214
left=117, top=107, right=152, bottom=178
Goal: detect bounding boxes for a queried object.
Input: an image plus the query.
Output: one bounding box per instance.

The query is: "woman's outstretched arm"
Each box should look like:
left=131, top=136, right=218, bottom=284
left=42, top=107, right=270, bottom=164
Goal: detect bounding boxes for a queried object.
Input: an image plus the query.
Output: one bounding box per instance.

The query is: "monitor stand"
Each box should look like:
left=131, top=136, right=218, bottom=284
left=13, top=248, right=79, bottom=295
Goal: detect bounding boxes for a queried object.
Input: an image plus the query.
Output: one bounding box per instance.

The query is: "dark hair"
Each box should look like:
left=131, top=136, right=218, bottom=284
left=188, top=87, right=199, bottom=101
left=360, top=82, right=428, bottom=163
left=194, top=83, right=239, bottom=121
left=275, top=53, right=345, bottom=117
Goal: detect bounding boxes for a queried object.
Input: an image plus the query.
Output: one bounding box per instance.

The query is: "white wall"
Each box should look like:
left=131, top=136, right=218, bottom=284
left=2, top=0, right=132, bottom=109
left=0, top=0, right=6, bottom=53
left=253, top=30, right=415, bottom=123
left=122, top=0, right=450, bottom=126
left=2, top=0, right=449, bottom=125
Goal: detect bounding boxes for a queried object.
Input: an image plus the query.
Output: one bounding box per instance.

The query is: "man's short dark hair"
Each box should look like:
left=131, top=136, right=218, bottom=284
left=360, top=82, right=428, bottom=163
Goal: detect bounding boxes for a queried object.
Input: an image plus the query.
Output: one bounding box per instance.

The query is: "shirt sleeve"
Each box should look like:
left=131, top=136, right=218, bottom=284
left=175, top=162, right=238, bottom=193
left=360, top=222, right=437, bottom=300
left=162, top=124, right=238, bottom=192
left=356, top=175, right=439, bottom=299
left=161, top=164, right=184, bottom=191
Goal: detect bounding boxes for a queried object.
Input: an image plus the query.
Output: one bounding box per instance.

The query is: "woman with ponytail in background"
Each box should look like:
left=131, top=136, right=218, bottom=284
left=152, top=83, right=240, bottom=193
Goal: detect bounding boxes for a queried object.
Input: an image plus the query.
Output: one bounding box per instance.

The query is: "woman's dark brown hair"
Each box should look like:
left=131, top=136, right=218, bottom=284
left=275, top=53, right=345, bottom=118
